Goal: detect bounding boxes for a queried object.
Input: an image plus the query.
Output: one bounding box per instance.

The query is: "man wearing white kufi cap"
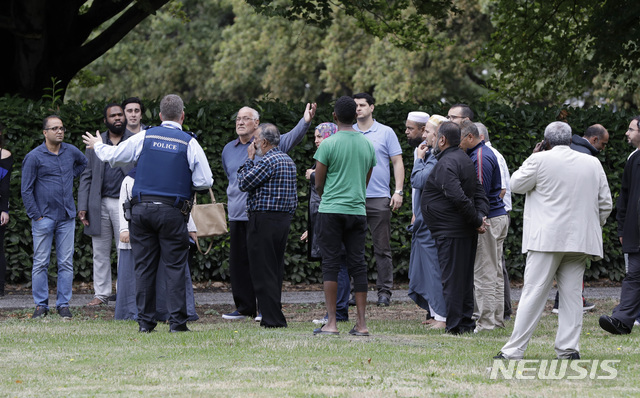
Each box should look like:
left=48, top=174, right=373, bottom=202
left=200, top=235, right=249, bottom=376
left=405, top=112, right=430, bottom=150
left=408, top=113, right=449, bottom=328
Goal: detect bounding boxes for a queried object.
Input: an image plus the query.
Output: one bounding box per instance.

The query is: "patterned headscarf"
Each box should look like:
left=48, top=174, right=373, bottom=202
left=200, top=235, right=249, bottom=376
left=316, top=122, right=338, bottom=139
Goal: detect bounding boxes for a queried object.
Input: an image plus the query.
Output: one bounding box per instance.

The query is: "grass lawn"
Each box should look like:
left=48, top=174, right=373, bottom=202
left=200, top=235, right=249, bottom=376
left=0, top=298, right=638, bottom=397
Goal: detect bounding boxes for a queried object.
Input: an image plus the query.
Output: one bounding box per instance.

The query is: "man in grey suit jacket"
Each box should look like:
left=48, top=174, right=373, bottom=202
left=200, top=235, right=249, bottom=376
left=78, top=104, right=134, bottom=306
left=495, top=121, right=612, bottom=360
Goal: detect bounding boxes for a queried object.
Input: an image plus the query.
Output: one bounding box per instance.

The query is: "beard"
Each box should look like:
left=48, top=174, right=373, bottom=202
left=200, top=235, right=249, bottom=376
left=407, top=137, right=423, bottom=148
left=431, top=145, right=441, bottom=156
left=105, top=119, right=127, bottom=135
left=255, top=145, right=264, bottom=157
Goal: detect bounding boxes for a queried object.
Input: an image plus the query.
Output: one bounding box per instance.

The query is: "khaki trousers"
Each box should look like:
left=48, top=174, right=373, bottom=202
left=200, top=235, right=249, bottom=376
left=500, top=251, right=587, bottom=359
left=474, top=214, right=509, bottom=331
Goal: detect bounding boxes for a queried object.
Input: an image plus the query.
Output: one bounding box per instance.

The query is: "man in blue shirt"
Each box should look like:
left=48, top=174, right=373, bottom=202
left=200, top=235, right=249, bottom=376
left=221, top=103, right=316, bottom=321
left=237, top=123, right=297, bottom=328
left=22, top=115, right=87, bottom=319
left=459, top=120, right=509, bottom=333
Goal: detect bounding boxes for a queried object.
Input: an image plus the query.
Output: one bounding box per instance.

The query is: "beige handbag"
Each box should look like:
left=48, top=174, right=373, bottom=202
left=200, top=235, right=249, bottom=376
left=191, top=188, right=228, bottom=254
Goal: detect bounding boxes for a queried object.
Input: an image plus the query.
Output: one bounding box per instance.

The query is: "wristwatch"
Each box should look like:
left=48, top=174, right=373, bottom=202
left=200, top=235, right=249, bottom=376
left=394, top=190, right=403, bottom=195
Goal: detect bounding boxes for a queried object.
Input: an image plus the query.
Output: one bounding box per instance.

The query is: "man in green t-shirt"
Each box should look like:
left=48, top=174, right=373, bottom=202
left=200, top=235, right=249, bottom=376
left=313, top=96, right=377, bottom=336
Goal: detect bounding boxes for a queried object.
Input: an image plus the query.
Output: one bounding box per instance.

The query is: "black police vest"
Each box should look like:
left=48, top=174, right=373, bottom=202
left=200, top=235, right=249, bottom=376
left=132, top=126, right=193, bottom=202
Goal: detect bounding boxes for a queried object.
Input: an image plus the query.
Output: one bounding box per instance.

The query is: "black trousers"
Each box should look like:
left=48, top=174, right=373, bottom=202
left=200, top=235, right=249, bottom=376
left=613, top=252, right=640, bottom=329
left=435, top=235, right=477, bottom=334
left=316, top=212, right=368, bottom=292
left=0, top=224, right=5, bottom=295
left=247, top=212, right=291, bottom=328
left=130, top=203, right=189, bottom=331
left=229, top=221, right=257, bottom=317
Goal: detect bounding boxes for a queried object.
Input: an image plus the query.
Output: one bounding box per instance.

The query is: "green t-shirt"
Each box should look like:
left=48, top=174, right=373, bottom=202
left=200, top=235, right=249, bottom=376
left=313, top=130, right=377, bottom=215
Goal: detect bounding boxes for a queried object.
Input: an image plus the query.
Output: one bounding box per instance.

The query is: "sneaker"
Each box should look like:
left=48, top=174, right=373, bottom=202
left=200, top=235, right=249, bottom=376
left=634, top=319, right=640, bottom=327
left=312, top=315, right=329, bottom=325
left=222, top=310, right=246, bottom=320
left=31, top=306, right=48, bottom=319
left=552, top=302, right=559, bottom=314
left=583, top=301, right=595, bottom=311
left=57, top=307, right=72, bottom=319
left=254, top=313, right=262, bottom=322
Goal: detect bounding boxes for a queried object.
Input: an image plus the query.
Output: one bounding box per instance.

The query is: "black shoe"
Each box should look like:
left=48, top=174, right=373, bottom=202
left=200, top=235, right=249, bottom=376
left=377, top=296, right=390, bottom=307
left=57, top=307, right=72, bottom=319
left=599, top=315, right=631, bottom=335
left=31, top=306, right=48, bottom=319
left=559, top=352, right=580, bottom=360
left=107, top=294, right=117, bottom=302
left=493, top=352, right=507, bottom=359
left=170, top=324, right=191, bottom=333
left=583, top=301, right=595, bottom=311
left=139, top=327, right=155, bottom=333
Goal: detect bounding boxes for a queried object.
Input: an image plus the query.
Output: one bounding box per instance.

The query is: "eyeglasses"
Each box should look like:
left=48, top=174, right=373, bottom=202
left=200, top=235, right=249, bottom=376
left=236, top=116, right=256, bottom=123
left=45, top=126, right=66, bottom=133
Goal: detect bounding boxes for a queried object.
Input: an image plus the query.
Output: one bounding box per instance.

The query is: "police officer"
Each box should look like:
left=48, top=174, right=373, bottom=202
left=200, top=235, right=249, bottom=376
left=83, top=94, right=213, bottom=333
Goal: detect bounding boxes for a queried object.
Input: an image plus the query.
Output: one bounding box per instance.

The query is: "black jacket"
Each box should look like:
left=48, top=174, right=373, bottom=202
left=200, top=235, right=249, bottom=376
left=618, top=150, right=640, bottom=253
left=421, top=146, right=489, bottom=238
left=570, top=134, right=599, bottom=156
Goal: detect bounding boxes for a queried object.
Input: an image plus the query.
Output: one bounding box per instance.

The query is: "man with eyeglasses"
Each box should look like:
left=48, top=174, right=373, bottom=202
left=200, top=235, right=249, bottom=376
left=447, top=104, right=474, bottom=125
left=22, top=116, right=87, bottom=319
left=221, top=103, right=316, bottom=321
left=600, top=116, right=640, bottom=335
left=78, top=103, right=135, bottom=307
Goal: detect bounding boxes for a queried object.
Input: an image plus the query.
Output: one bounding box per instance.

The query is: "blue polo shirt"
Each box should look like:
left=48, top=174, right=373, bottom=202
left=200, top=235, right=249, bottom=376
left=353, top=120, right=402, bottom=198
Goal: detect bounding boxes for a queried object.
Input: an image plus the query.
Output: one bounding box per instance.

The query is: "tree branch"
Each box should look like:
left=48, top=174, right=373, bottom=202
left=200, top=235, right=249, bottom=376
left=61, top=0, right=169, bottom=80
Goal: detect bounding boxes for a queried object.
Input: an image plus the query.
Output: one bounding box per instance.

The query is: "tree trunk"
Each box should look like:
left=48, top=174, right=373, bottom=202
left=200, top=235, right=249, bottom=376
left=0, top=0, right=170, bottom=100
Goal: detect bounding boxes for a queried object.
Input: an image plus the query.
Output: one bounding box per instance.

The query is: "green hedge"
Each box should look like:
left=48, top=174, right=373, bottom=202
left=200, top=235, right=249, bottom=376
left=0, top=96, right=629, bottom=285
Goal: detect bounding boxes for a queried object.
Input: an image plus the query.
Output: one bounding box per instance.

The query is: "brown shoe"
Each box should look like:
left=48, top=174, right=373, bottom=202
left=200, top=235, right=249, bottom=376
left=86, top=297, right=106, bottom=306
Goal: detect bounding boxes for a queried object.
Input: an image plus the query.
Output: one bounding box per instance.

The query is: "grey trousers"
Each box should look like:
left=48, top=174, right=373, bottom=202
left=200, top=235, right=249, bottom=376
left=366, top=197, right=393, bottom=298
left=91, top=197, right=120, bottom=300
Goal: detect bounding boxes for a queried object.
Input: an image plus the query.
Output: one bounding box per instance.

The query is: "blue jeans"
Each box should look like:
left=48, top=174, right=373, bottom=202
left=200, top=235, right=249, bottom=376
left=31, top=217, right=75, bottom=309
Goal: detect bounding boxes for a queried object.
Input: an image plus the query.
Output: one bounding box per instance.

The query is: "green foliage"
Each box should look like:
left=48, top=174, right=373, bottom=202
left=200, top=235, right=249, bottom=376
left=0, top=96, right=629, bottom=285
left=485, top=0, right=640, bottom=106
left=65, top=0, right=490, bottom=106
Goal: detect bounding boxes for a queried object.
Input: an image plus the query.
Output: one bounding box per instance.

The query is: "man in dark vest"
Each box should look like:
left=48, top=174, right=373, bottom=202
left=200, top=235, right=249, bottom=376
left=83, top=94, right=213, bottom=333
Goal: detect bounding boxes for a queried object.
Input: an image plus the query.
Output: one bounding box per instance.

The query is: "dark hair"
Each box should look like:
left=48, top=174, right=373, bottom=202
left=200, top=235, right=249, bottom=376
left=460, top=119, right=479, bottom=138
left=258, top=123, right=280, bottom=146
left=42, top=115, right=61, bottom=130
left=632, top=116, right=640, bottom=131
left=121, top=97, right=145, bottom=114
left=438, top=121, right=461, bottom=147
left=103, top=102, right=123, bottom=119
left=334, top=96, right=357, bottom=124
left=353, top=92, right=375, bottom=106
left=450, top=103, right=474, bottom=121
